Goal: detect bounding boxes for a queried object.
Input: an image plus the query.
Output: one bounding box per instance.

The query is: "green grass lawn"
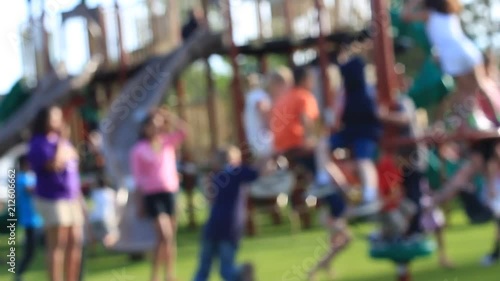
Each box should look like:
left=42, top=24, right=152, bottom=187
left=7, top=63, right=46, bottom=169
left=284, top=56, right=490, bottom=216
left=1, top=208, right=498, bottom=281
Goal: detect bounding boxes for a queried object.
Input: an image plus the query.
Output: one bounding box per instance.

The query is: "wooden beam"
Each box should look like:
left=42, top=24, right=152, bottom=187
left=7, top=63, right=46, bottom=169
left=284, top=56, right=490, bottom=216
left=371, top=0, right=397, bottom=107
left=315, top=0, right=334, bottom=119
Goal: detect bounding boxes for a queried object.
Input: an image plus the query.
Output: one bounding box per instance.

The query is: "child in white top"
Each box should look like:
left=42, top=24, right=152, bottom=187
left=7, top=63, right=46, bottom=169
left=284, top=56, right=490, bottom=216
left=402, top=0, right=499, bottom=129
left=89, top=176, right=118, bottom=247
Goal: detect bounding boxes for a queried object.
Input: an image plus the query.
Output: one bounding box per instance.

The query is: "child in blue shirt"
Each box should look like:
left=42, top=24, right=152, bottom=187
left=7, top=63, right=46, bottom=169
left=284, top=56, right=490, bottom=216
left=15, top=154, right=43, bottom=281
left=193, top=146, right=261, bottom=281
left=329, top=55, right=382, bottom=214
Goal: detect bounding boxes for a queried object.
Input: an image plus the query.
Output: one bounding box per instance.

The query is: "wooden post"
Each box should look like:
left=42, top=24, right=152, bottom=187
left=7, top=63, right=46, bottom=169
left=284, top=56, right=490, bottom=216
left=114, top=0, right=128, bottom=84
left=283, top=0, right=295, bottom=67
left=97, top=6, right=109, bottom=68
left=224, top=0, right=256, bottom=236
left=168, top=0, right=181, bottom=46
left=314, top=0, right=333, bottom=117
left=371, top=0, right=397, bottom=107
left=175, top=78, right=198, bottom=229
left=201, top=0, right=219, bottom=153
left=224, top=0, right=247, bottom=151
left=205, top=61, right=219, bottom=152
left=256, top=0, right=268, bottom=74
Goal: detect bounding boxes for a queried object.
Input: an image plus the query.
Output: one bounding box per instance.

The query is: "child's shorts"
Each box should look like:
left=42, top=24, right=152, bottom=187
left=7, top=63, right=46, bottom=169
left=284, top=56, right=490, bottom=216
left=380, top=210, right=408, bottom=238
left=91, top=220, right=117, bottom=241
left=35, top=197, right=84, bottom=227
left=143, top=192, right=176, bottom=218
left=379, top=199, right=416, bottom=238
left=321, top=192, right=347, bottom=219
left=470, top=138, right=500, bottom=163
left=283, top=148, right=316, bottom=175
left=329, top=132, right=377, bottom=160
left=399, top=199, right=417, bottom=218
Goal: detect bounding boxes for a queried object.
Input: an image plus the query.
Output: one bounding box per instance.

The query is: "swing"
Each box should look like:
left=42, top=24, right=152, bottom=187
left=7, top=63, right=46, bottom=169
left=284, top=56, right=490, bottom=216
left=369, top=236, right=436, bottom=262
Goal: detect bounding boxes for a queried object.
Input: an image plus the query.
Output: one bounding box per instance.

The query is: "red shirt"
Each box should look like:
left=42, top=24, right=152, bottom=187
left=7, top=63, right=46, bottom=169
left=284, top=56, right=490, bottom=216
left=377, top=154, right=403, bottom=211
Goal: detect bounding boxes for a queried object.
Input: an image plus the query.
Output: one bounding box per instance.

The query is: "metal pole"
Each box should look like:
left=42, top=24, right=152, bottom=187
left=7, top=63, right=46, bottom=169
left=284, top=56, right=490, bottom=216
left=314, top=0, right=333, bottom=119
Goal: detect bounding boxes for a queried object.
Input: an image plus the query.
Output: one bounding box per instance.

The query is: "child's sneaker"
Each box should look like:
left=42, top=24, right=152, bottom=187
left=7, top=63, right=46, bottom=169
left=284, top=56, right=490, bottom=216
left=481, top=254, right=499, bottom=267
left=307, top=182, right=337, bottom=199
left=238, top=263, right=255, bottom=281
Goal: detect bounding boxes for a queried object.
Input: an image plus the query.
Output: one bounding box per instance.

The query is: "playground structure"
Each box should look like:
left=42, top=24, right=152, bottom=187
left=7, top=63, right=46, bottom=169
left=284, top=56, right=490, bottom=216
left=0, top=0, right=499, bottom=278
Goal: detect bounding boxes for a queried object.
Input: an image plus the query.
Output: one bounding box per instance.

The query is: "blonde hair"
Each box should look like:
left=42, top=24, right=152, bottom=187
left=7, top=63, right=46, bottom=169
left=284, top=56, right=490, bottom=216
left=214, top=145, right=242, bottom=166
left=246, top=73, right=261, bottom=89
left=264, top=71, right=286, bottom=91
left=276, top=66, right=293, bottom=86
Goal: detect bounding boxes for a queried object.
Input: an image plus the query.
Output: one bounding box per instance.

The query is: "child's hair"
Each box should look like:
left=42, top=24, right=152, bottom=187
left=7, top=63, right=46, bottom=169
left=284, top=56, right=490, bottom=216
left=213, top=145, right=242, bottom=167
left=276, top=66, right=294, bottom=86
left=264, top=70, right=286, bottom=91
left=246, top=73, right=261, bottom=90
left=292, top=66, right=310, bottom=86
left=96, top=174, right=109, bottom=188
left=139, top=114, right=154, bottom=140
left=424, top=0, right=462, bottom=14
left=17, top=154, right=30, bottom=170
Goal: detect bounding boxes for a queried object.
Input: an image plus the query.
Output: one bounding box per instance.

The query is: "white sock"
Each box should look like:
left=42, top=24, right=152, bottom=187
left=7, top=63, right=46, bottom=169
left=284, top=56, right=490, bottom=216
left=363, top=186, right=378, bottom=202
left=315, top=170, right=331, bottom=186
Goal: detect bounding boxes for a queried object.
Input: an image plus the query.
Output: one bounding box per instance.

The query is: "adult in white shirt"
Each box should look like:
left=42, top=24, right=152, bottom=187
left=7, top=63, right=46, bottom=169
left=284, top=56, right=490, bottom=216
left=243, top=72, right=287, bottom=158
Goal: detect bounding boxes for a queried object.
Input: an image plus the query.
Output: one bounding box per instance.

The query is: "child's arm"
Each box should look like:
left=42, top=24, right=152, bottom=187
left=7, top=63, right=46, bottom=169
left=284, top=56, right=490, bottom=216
left=401, top=0, right=428, bottom=22
left=80, top=196, right=95, bottom=244
left=378, top=106, right=411, bottom=128
left=487, top=161, right=498, bottom=199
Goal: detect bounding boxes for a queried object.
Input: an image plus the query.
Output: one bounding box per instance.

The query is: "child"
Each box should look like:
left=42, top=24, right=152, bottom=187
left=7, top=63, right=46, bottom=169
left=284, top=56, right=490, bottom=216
left=329, top=54, right=382, bottom=215
left=379, top=63, right=427, bottom=236
left=193, top=146, right=262, bottom=281
left=403, top=0, right=500, bottom=129
left=130, top=107, right=187, bottom=281
left=377, top=153, right=416, bottom=240
left=307, top=137, right=351, bottom=281
left=15, top=155, right=43, bottom=281
left=421, top=144, right=455, bottom=268
left=482, top=141, right=500, bottom=266
left=89, top=175, right=118, bottom=248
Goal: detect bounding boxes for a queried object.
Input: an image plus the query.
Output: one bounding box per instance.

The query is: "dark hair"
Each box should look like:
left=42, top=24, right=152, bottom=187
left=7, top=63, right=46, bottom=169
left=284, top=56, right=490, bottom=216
left=96, top=173, right=108, bottom=188
left=17, top=154, right=29, bottom=169
left=424, top=0, right=462, bottom=14
left=293, top=66, right=310, bottom=86
left=32, top=107, right=54, bottom=135
left=139, top=114, right=154, bottom=140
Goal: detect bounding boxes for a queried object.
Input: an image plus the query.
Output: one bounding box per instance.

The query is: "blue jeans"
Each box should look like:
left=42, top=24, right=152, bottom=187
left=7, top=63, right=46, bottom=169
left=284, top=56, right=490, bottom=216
left=193, top=239, right=240, bottom=281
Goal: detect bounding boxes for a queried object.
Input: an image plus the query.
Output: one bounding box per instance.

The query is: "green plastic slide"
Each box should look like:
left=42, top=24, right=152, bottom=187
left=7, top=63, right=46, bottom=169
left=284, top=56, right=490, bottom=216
left=0, top=80, right=32, bottom=125
left=390, top=8, right=454, bottom=109
left=370, top=237, right=436, bottom=262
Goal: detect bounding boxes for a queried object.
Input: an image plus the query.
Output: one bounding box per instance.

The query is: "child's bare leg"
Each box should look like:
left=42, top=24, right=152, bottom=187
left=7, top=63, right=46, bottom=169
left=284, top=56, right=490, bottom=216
left=356, top=159, right=378, bottom=202
left=434, top=158, right=481, bottom=206
left=308, top=220, right=351, bottom=280
left=435, top=227, right=454, bottom=268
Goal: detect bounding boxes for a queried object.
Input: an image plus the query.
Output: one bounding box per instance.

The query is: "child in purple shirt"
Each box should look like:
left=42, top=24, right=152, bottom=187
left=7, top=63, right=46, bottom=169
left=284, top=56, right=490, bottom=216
left=28, top=106, right=83, bottom=281
left=193, top=146, right=260, bottom=281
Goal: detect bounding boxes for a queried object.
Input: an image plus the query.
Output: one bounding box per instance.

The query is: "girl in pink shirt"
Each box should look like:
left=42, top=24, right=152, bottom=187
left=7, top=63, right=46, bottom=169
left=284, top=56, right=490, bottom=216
left=130, top=108, right=187, bottom=281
